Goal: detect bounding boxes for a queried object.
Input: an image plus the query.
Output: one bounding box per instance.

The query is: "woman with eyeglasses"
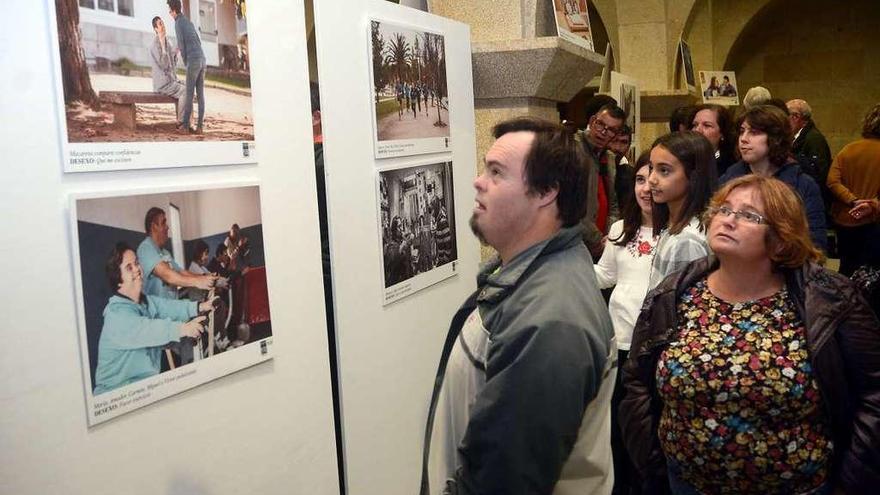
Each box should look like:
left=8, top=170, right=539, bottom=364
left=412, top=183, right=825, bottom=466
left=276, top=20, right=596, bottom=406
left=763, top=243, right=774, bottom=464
left=647, top=132, right=718, bottom=290
left=621, top=175, right=880, bottom=495
left=719, top=104, right=827, bottom=251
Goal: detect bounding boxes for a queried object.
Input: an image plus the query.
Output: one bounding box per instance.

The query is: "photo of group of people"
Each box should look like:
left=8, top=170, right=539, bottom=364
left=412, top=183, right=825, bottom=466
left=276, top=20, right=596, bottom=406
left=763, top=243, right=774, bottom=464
left=71, top=185, right=272, bottom=425
left=700, top=70, right=740, bottom=106
left=370, top=19, right=450, bottom=158
left=552, top=0, right=595, bottom=51
left=378, top=162, right=457, bottom=304
left=52, top=0, right=256, bottom=171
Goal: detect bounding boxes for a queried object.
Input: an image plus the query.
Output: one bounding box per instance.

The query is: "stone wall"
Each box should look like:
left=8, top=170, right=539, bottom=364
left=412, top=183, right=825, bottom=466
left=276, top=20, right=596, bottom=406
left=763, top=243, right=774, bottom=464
left=684, top=0, right=880, bottom=156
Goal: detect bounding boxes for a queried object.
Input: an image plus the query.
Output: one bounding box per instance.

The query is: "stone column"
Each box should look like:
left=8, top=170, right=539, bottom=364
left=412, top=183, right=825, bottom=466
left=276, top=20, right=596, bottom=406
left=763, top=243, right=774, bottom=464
left=431, top=0, right=606, bottom=165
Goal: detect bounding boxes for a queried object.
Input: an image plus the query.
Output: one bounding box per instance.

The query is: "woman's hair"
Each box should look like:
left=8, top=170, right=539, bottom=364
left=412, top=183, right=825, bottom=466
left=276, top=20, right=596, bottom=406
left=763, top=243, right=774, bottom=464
left=612, top=150, right=652, bottom=247
left=692, top=103, right=735, bottom=159
left=706, top=175, right=824, bottom=267
left=736, top=105, right=792, bottom=167
left=651, top=131, right=718, bottom=235
left=105, top=242, right=133, bottom=290
left=862, top=103, right=880, bottom=139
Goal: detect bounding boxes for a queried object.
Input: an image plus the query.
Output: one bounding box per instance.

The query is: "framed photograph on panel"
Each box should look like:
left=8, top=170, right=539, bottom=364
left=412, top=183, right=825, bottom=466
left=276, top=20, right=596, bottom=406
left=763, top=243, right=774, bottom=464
left=377, top=161, right=458, bottom=304
left=70, top=183, right=273, bottom=425
left=50, top=0, right=257, bottom=172
left=552, top=0, right=595, bottom=51
left=679, top=39, right=696, bottom=92
left=699, top=70, right=740, bottom=106
left=369, top=19, right=451, bottom=158
left=610, top=71, right=640, bottom=159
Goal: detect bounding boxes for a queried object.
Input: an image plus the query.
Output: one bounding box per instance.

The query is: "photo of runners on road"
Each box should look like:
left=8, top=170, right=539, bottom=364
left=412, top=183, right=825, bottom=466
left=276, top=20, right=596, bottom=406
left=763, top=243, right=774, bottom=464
left=370, top=19, right=450, bottom=158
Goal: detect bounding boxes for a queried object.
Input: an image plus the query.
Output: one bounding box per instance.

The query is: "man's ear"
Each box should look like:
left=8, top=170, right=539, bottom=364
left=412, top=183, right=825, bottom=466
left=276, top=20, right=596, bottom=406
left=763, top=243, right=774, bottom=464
left=536, top=185, right=559, bottom=207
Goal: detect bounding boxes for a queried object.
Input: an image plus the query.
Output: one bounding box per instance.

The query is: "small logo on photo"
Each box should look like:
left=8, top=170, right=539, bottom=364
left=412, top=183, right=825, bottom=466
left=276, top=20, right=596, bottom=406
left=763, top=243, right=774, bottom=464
left=242, top=142, right=250, bottom=157
left=260, top=340, right=267, bottom=355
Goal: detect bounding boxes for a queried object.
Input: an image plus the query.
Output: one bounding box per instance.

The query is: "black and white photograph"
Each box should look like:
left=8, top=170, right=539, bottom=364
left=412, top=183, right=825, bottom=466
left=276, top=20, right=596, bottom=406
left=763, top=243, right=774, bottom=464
left=51, top=0, right=257, bottom=172
left=378, top=161, right=457, bottom=304
left=369, top=19, right=450, bottom=158
left=552, top=0, right=595, bottom=51
left=70, top=184, right=273, bottom=425
left=700, top=70, right=740, bottom=106
left=680, top=38, right=695, bottom=91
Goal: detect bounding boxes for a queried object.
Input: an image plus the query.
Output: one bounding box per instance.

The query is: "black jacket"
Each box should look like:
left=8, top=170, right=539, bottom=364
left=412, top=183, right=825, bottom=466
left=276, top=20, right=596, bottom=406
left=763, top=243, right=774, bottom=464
left=621, top=257, right=880, bottom=494
left=793, top=121, right=833, bottom=195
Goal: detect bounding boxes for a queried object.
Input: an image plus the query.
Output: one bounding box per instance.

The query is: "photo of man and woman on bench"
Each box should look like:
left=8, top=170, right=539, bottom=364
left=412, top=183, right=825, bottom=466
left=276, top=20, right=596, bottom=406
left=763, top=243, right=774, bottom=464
left=52, top=0, right=256, bottom=171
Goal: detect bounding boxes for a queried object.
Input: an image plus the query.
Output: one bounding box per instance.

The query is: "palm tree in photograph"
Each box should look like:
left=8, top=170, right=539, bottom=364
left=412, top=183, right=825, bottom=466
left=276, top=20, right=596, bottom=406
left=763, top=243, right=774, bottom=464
left=370, top=21, right=387, bottom=104
left=385, top=33, right=411, bottom=87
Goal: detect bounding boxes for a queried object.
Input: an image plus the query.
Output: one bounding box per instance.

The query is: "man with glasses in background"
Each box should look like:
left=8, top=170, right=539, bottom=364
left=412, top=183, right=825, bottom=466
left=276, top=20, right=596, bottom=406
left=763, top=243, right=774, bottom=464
left=579, top=103, right=627, bottom=259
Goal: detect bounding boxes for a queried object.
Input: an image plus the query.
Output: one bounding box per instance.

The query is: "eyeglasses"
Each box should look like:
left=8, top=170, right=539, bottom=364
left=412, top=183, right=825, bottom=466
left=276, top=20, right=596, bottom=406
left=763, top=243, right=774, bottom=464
left=710, top=205, right=767, bottom=225
left=591, top=118, right=621, bottom=135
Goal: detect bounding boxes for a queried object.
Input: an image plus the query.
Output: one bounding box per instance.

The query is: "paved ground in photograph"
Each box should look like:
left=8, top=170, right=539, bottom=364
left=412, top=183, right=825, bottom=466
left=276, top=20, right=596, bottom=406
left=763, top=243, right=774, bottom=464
left=66, top=74, right=254, bottom=142
left=377, top=97, right=450, bottom=141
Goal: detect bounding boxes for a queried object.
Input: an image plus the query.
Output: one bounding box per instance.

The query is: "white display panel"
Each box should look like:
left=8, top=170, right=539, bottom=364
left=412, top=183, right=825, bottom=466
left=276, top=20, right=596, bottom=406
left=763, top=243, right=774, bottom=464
left=0, top=2, right=338, bottom=494
left=314, top=0, right=479, bottom=493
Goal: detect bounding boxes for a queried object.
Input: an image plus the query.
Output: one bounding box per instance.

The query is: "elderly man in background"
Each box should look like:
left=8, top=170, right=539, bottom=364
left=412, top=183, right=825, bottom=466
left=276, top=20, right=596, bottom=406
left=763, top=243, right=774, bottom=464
left=787, top=98, right=833, bottom=206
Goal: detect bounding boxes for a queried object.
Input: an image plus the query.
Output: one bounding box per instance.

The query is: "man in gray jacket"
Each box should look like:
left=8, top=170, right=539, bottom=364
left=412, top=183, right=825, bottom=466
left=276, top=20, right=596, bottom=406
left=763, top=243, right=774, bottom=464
left=167, top=0, right=206, bottom=133
left=422, top=117, right=617, bottom=495
left=149, top=16, right=186, bottom=124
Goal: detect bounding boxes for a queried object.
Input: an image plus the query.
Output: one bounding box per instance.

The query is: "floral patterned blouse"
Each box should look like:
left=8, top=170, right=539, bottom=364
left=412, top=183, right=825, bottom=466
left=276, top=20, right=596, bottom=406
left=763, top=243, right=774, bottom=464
left=655, top=278, right=833, bottom=494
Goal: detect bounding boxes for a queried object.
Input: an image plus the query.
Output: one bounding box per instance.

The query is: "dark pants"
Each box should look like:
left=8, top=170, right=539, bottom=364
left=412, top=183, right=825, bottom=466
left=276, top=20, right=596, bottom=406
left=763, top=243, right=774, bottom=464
left=612, top=349, right=641, bottom=495
left=836, top=223, right=880, bottom=276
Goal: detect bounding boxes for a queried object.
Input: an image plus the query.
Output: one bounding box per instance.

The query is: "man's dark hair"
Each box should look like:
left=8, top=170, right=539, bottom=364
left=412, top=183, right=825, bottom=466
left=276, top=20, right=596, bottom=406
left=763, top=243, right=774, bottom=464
left=583, top=94, right=617, bottom=122
left=669, top=105, right=695, bottom=133
left=192, top=240, right=209, bottom=264
left=167, top=0, right=182, bottom=15
left=651, top=131, right=718, bottom=235
left=151, top=16, right=162, bottom=29
left=215, top=243, right=227, bottom=257
left=766, top=98, right=790, bottom=116
left=596, top=103, right=627, bottom=122
left=736, top=105, right=792, bottom=167
left=310, top=82, right=320, bottom=113
left=105, top=242, right=133, bottom=291
left=491, top=117, right=588, bottom=227
left=862, top=103, right=880, bottom=139
left=144, top=207, right=165, bottom=234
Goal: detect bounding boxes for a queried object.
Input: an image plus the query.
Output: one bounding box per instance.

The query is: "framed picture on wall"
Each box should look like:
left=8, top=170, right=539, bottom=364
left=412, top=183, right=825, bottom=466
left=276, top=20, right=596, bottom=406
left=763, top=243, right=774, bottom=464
left=70, top=183, right=274, bottom=425
left=699, top=70, right=740, bottom=106
left=49, top=1, right=257, bottom=172
left=377, top=161, right=458, bottom=305
left=679, top=39, right=696, bottom=92
left=552, top=0, right=595, bottom=51
left=610, top=71, right=640, bottom=159
left=369, top=19, right=451, bottom=158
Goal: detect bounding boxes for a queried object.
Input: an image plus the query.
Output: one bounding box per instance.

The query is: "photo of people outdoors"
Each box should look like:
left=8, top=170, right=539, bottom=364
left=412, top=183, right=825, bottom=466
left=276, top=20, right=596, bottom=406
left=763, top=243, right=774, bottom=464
left=378, top=162, right=457, bottom=304
left=370, top=20, right=450, bottom=158
left=699, top=70, right=740, bottom=106
left=52, top=0, right=256, bottom=171
left=71, top=185, right=272, bottom=424
left=552, top=0, right=595, bottom=51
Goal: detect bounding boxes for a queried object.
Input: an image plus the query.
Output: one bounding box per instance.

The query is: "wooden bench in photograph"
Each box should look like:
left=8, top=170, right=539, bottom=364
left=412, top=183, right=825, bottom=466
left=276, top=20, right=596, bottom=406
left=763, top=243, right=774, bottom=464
left=99, top=91, right=178, bottom=130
